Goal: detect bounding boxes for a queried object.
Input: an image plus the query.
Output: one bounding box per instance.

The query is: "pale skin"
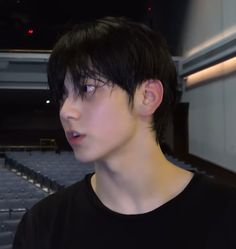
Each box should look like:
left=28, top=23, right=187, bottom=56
left=60, top=73, right=193, bottom=215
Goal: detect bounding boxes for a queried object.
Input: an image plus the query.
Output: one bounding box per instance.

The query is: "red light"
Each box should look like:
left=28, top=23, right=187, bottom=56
left=27, top=29, right=34, bottom=35
left=146, top=1, right=152, bottom=12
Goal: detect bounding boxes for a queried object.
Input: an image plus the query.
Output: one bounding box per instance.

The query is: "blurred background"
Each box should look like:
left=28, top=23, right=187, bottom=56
left=0, top=0, right=188, bottom=149
left=0, top=0, right=188, bottom=54
left=1, top=0, right=236, bottom=178
left=1, top=2, right=236, bottom=247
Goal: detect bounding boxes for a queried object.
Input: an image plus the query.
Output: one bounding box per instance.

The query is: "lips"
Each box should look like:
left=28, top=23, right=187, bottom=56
left=66, top=130, right=86, bottom=145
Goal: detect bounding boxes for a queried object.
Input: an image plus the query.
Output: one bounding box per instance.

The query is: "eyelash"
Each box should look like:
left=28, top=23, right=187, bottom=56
left=60, top=84, right=96, bottom=104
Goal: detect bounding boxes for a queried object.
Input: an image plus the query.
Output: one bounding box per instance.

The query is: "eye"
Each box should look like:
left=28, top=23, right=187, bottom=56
left=82, top=85, right=96, bottom=95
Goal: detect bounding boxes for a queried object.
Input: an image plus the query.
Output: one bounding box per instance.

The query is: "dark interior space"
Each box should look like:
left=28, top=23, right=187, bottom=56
left=0, top=2, right=236, bottom=249
left=0, top=0, right=236, bottom=183
left=0, top=89, right=69, bottom=149
left=0, top=0, right=190, bottom=150
left=0, top=0, right=189, bottom=55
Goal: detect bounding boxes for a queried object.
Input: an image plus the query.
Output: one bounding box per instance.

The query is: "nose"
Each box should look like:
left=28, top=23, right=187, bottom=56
left=60, top=97, right=81, bottom=121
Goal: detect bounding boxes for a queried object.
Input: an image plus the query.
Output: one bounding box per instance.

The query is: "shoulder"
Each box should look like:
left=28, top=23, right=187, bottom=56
left=35, top=174, right=90, bottom=209
left=177, top=173, right=236, bottom=249
left=194, top=174, right=236, bottom=248
left=188, top=173, right=236, bottom=217
left=24, top=173, right=92, bottom=223
left=13, top=174, right=92, bottom=249
left=195, top=173, right=236, bottom=199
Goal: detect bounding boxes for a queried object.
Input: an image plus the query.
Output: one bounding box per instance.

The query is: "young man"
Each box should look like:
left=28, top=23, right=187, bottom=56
left=13, top=17, right=236, bottom=249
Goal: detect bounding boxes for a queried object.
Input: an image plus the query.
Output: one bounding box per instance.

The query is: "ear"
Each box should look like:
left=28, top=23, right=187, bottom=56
left=135, top=79, right=163, bottom=117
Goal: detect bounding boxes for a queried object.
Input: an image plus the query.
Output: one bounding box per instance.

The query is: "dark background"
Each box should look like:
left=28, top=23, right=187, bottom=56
left=0, top=0, right=190, bottom=150
left=0, top=0, right=190, bottom=54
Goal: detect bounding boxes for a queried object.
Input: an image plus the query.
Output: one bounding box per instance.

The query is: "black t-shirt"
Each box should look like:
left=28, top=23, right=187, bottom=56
left=13, top=173, right=236, bottom=249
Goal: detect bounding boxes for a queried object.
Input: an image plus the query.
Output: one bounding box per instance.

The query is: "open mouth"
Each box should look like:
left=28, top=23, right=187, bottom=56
left=67, top=131, right=81, bottom=138
left=66, top=131, right=86, bottom=144
left=71, top=132, right=81, bottom=138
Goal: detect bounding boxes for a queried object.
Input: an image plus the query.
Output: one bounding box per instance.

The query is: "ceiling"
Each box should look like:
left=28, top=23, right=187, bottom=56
left=0, top=0, right=189, bottom=53
left=0, top=0, right=149, bottom=50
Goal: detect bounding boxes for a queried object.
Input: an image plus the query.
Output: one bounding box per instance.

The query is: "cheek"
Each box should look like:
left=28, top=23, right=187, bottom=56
left=90, top=98, right=136, bottom=138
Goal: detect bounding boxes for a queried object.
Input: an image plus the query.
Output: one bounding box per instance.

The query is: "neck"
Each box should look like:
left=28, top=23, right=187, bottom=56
left=91, top=133, right=193, bottom=214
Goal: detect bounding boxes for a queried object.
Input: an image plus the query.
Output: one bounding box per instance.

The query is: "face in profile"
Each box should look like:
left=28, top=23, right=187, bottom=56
left=59, top=73, right=139, bottom=163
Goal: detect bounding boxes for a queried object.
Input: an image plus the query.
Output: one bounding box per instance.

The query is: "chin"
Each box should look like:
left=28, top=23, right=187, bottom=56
left=73, top=149, right=98, bottom=163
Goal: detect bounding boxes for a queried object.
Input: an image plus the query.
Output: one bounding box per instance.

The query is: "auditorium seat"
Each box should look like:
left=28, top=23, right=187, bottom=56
left=0, top=212, right=9, bottom=222
left=10, top=210, right=26, bottom=220
left=6, top=151, right=95, bottom=188
left=0, top=209, right=26, bottom=247
left=0, top=164, right=49, bottom=248
left=0, top=219, right=21, bottom=233
left=0, top=245, right=12, bottom=249
left=0, top=231, right=14, bottom=246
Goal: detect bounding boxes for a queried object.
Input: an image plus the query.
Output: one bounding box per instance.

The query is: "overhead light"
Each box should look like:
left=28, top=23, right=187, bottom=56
left=185, top=56, right=236, bottom=88
left=46, top=100, right=50, bottom=104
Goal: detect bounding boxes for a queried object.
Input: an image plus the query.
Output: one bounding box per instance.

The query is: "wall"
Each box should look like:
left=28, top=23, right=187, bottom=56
left=181, top=0, right=236, bottom=172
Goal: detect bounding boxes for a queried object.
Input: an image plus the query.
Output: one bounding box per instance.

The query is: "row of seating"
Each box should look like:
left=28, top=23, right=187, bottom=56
left=0, top=209, right=26, bottom=248
left=5, top=151, right=208, bottom=193
left=0, top=151, right=94, bottom=248
left=5, top=151, right=95, bottom=190
left=0, top=198, right=41, bottom=210
left=0, top=191, right=46, bottom=200
left=0, top=165, right=48, bottom=248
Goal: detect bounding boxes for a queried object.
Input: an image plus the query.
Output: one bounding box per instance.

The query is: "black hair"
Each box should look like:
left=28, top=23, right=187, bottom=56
left=47, top=16, right=177, bottom=143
